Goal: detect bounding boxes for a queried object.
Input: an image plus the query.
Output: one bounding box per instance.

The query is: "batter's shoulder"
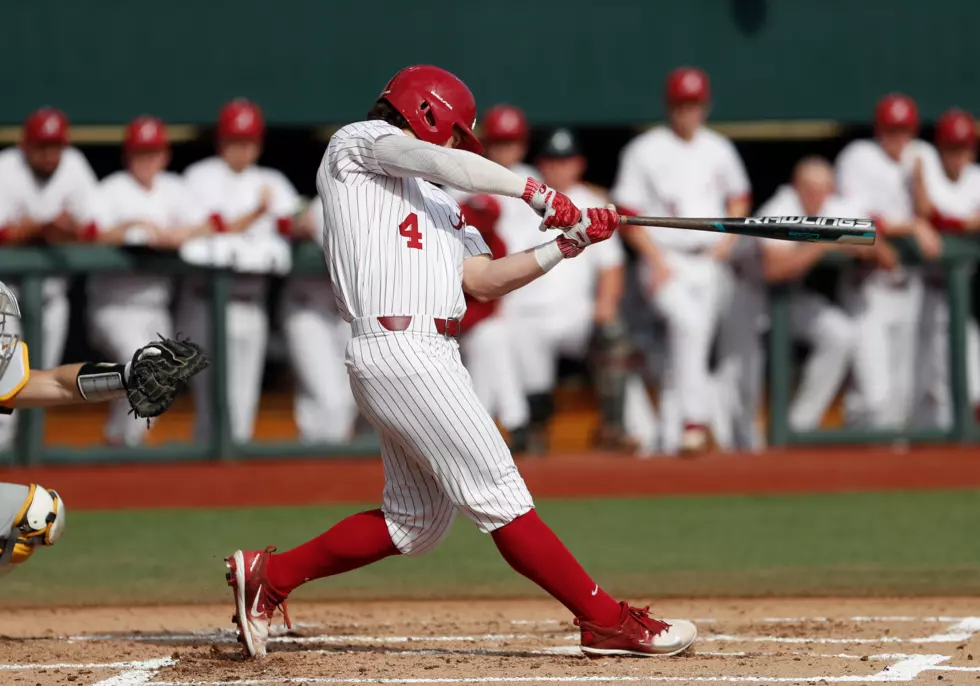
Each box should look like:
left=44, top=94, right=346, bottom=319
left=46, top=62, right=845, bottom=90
left=332, top=120, right=400, bottom=144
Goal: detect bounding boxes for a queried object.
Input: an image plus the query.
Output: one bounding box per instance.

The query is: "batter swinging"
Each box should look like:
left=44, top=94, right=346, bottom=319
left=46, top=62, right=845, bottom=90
left=224, top=65, right=697, bottom=660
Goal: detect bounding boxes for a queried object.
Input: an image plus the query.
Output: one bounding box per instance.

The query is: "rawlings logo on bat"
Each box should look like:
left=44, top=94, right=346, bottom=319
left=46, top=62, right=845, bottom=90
left=743, top=216, right=875, bottom=229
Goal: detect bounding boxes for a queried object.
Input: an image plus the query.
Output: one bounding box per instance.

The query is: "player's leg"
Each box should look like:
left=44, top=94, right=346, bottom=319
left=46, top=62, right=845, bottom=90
left=508, top=312, right=560, bottom=454
left=348, top=333, right=694, bottom=655
left=622, top=374, right=659, bottom=455
left=175, top=284, right=212, bottom=442
left=888, top=277, right=925, bottom=427
left=841, top=277, right=893, bottom=427
left=967, top=319, right=980, bottom=410
left=281, top=285, right=356, bottom=442
left=0, top=483, right=66, bottom=573
left=911, top=284, right=949, bottom=428
left=789, top=292, right=856, bottom=431
left=460, top=317, right=529, bottom=436
left=41, top=281, right=70, bottom=369
left=714, top=278, right=765, bottom=451
left=226, top=299, right=269, bottom=443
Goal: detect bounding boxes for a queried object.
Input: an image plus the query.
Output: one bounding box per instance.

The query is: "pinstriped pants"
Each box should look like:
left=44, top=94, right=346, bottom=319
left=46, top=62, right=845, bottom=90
left=347, top=327, right=534, bottom=556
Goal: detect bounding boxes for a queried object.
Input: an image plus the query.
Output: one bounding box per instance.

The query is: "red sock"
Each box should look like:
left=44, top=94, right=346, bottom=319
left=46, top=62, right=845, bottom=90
left=491, top=510, right=621, bottom=626
left=266, top=509, right=400, bottom=595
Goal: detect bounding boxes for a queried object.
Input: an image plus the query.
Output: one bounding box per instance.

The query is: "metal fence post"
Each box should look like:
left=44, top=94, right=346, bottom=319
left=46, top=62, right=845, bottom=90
left=767, top=285, right=793, bottom=447
left=946, top=261, right=972, bottom=443
left=17, top=275, right=45, bottom=466
left=208, top=269, right=234, bottom=460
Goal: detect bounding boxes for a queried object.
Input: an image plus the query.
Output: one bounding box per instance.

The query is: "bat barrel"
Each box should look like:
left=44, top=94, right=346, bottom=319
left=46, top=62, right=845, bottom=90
left=618, top=215, right=876, bottom=246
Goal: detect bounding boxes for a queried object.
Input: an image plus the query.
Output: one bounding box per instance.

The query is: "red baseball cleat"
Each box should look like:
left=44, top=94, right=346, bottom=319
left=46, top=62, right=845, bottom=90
left=575, top=602, right=697, bottom=658
left=225, top=547, right=291, bottom=658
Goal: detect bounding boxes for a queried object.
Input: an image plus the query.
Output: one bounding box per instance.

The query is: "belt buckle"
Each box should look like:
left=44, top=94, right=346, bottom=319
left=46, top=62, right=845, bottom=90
left=440, top=318, right=461, bottom=337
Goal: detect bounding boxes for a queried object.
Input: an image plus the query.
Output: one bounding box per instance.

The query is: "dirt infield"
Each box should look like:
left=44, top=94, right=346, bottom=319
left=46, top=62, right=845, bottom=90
left=2, top=598, right=980, bottom=685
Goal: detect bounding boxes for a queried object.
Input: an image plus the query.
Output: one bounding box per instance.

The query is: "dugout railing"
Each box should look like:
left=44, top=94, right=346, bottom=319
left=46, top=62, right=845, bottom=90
left=0, top=236, right=976, bottom=465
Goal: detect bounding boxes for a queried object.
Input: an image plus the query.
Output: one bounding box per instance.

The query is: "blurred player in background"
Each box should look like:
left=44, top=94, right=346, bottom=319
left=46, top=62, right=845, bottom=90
left=88, top=116, right=210, bottom=446
left=612, top=67, right=750, bottom=454
left=178, top=99, right=301, bottom=444
left=716, top=157, right=867, bottom=448
left=458, top=194, right=530, bottom=445
left=507, top=128, right=656, bottom=454
left=278, top=197, right=357, bottom=443
left=835, top=94, right=942, bottom=428
left=910, top=108, right=980, bottom=427
left=0, top=107, right=99, bottom=449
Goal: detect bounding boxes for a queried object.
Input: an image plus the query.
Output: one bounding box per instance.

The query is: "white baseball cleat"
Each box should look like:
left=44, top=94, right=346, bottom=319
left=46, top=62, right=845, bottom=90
left=225, top=547, right=290, bottom=658
left=576, top=603, right=697, bottom=658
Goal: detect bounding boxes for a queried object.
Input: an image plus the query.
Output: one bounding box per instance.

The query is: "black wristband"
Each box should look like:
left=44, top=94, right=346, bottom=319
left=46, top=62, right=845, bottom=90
left=76, top=362, right=128, bottom=402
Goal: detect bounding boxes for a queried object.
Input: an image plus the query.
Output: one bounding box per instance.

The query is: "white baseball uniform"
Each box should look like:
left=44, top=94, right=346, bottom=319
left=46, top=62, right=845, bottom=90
left=280, top=198, right=357, bottom=443
left=716, top=186, right=859, bottom=447
left=0, top=146, right=98, bottom=449
left=611, top=125, right=749, bottom=453
left=178, top=157, right=300, bottom=443
left=912, top=151, right=980, bottom=427
left=835, top=139, right=932, bottom=427
left=317, top=120, right=533, bottom=554
left=87, top=170, right=207, bottom=445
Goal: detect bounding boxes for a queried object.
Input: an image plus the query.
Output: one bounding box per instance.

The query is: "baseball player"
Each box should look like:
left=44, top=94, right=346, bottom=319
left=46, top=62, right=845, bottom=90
left=278, top=197, right=357, bottom=443
left=910, top=108, right=980, bottom=427
left=88, top=116, right=210, bottom=446
left=225, top=65, right=697, bottom=660
left=178, top=99, right=301, bottom=443
left=0, top=282, right=207, bottom=575
left=507, top=128, right=656, bottom=453
left=457, top=194, right=530, bottom=443
left=0, top=108, right=99, bottom=449
left=612, top=67, right=750, bottom=454
left=835, top=94, right=943, bottom=428
left=716, top=157, right=866, bottom=447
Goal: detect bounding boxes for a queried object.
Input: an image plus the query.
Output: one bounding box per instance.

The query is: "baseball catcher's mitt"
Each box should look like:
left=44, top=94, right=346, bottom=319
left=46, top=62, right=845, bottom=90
left=128, top=335, right=209, bottom=421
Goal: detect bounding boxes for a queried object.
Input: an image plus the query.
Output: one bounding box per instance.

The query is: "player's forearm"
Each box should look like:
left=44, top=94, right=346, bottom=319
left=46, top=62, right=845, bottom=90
left=463, top=247, right=557, bottom=301
left=762, top=244, right=830, bottom=283
left=0, top=220, right=42, bottom=245
left=9, top=364, right=86, bottom=407
left=373, top=135, right=527, bottom=198
left=726, top=194, right=751, bottom=218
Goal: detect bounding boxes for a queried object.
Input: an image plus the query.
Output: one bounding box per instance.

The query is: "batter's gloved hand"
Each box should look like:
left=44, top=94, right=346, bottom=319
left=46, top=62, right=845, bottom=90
left=556, top=206, right=621, bottom=258
left=522, top=178, right=582, bottom=231
left=127, top=335, right=210, bottom=422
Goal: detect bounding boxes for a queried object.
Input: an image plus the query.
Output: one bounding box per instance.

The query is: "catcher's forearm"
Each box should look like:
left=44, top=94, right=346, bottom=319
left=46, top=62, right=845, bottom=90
left=7, top=363, right=121, bottom=407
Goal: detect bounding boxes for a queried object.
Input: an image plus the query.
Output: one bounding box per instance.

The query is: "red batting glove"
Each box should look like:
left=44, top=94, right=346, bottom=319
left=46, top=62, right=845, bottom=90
left=557, top=207, right=620, bottom=257
left=522, top=178, right=581, bottom=230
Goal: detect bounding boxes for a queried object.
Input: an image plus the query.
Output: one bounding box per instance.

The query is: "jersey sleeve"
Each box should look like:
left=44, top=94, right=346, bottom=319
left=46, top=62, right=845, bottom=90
left=183, top=163, right=224, bottom=215
left=835, top=145, right=877, bottom=217
left=327, top=122, right=395, bottom=179
left=462, top=225, right=491, bottom=258
left=306, top=196, right=325, bottom=237
left=170, top=178, right=209, bottom=227
left=610, top=139, right=649, bottom=210
left=64, top=150, right=101, bottom=223
left=718, top=138, right=751, bottom=199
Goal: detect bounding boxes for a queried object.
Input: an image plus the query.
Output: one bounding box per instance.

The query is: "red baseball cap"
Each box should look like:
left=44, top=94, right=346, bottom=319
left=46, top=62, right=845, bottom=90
left=23, top=107, right=69, bottom=145
left=875, top=94, right=919, bottom=131
left=124, top=116, right=169, bottom=151
left=480, top=104, right=528, bottom=144
left=665, top=67, right=710, bottom=104
left=935, top=108, right=976, bottom=148
left=217, top=99, right=265, bottom=140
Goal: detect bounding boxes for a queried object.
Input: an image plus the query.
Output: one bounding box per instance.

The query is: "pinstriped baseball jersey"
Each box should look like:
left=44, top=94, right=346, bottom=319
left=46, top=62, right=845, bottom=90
left=316, top=120, right=490, bottom=323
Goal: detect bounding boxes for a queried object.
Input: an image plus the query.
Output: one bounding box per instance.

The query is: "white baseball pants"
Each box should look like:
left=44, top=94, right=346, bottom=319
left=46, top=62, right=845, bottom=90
left=89, top=303, right=173, bottom=445
left=459, top=316, right=528, bottom=431
left=280, top=278, right=357, bottom=443
left=347, top=317, right=533, bottom=556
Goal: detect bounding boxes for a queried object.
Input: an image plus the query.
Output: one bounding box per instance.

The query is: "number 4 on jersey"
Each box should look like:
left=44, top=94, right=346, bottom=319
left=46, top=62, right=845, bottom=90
left=399, top=212, right=423, bottom=250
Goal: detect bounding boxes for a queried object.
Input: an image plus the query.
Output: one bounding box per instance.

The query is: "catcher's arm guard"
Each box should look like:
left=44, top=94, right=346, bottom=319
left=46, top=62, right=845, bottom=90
left=126, top=335, right=210, bottom=422
left=0, top=483, right=66, bottom=569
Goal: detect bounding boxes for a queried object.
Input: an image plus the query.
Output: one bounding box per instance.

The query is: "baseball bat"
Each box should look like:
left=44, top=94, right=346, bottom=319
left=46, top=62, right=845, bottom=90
left=618, top=215, right=876, bottom=246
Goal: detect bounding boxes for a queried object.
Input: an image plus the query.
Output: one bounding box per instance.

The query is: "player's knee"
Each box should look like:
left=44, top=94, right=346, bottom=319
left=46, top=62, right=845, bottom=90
left=388, top=510, right=456, bottom=557
left=822, top=315, right=857, bottom=354
left=2, top=484, right=66, bottom=566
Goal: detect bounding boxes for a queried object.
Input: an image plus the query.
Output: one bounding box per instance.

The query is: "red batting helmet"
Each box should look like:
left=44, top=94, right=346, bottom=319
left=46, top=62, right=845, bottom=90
left=380, top=65, right=482, bottom=155
left=124, top=116, right=168, bottom=151
left=217, top=99, right=265, bottom=140
left=875, top=94, right=919, bottom=131
left=935, top=108, right=976, bottom=148
left=23, top=107, right=69, bottom=145
left=665, top=67, right=710, bottom=104
left=480, top=104, right=528, bottom=144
